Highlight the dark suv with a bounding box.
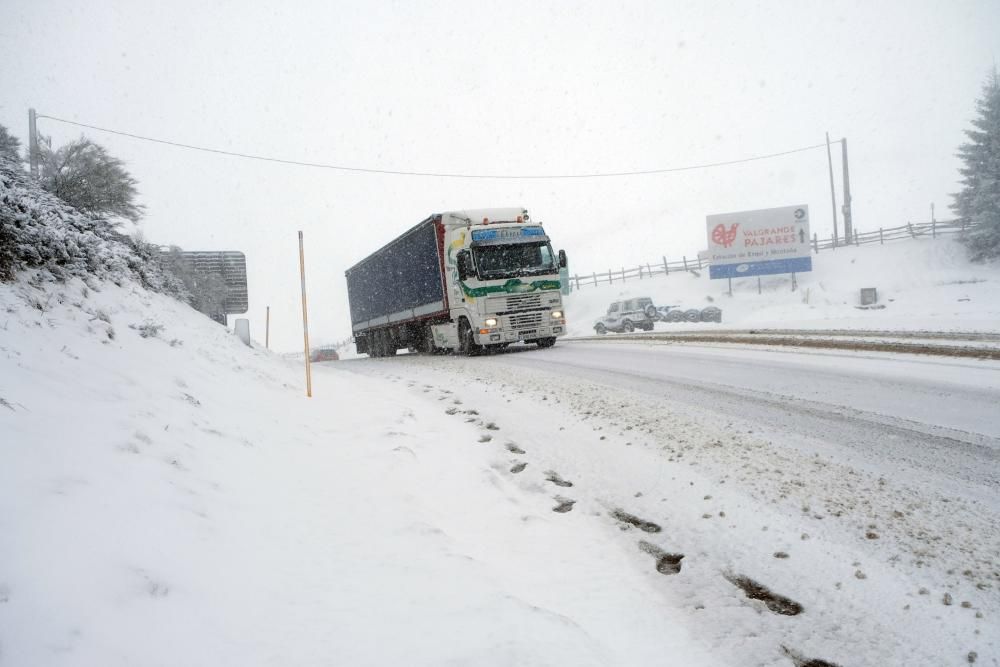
[593,297,658,334]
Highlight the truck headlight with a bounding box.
[551,310,563,319]
[484,317,498,327]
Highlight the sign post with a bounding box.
[706,205,813,287]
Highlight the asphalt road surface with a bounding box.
[494,341,1000,489]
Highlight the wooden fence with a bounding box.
[567,218,975,290]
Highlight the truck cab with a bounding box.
[436,208,567,354]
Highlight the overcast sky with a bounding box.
[2,1,997,351]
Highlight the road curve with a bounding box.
[495,341,1000,488]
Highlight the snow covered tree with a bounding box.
[1,154,185,295]
[0,124,21,162]
[952,69,1000,261]
[38,136,145,224]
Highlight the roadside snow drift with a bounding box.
[0,275,719,666]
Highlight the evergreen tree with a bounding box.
[38,135,145,223]
[952,69,1000,261]
[0,124,21,162]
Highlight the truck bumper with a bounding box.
[475,324,565,345]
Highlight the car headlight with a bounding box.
[484,317,498,327]
[551,310,563,319]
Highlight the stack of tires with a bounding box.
[663,306,722,323]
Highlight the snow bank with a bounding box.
[565,236,1000,335]
[0,276,714,666]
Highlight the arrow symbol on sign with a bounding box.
[799,229,805,243]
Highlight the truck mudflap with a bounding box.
[431,322,460,350]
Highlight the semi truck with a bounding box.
[346,208,568,357]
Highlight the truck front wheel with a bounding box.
[458,319,481,356]
[536,337,556,348]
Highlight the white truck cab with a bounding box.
[432,208,567,354]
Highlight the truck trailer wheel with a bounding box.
[370,330,384,357]
[420,326,437,355]
[383,329,398,356]
[372,329,396,357]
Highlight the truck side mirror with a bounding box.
[457,250,473,280]
[558,249,567,268]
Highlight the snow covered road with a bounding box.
[487,342,1000,494]
[341,341,1000,666]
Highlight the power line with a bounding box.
[36,112,839,180]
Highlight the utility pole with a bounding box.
[841,137,853,245]
[28,108,39,178]
[825,132,839,247]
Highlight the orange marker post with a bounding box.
[298,231,312,398]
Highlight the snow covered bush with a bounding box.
[952,69,1000,261]
[0,204,15,281]
[0,154,187,298]
[0,124,21,162]
[129,321,165,338]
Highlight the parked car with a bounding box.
[309,346,340,362]
[593,297,659,334]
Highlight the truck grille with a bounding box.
[505,294,541,311]
[508,311,544,329]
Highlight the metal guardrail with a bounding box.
[568,218,977,290]
[566,329,1000,360]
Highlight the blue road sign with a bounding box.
[709,256,813,279]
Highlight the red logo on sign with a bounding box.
[711,223,739,248]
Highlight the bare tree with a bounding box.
[38,136,145,223]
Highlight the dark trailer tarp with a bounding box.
[345,217,446,331]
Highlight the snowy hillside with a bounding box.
[565,236,1000,336]
[0,275,732,665]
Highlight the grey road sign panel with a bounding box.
[168,250,248,314]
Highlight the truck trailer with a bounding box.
[346,208,567,357]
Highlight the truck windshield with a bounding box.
[474,242,556,280]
